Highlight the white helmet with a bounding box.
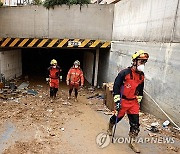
[74,60,80,66]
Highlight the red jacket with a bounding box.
[113,67,144,99]
[66,67,84,86]
[48,66,61,79]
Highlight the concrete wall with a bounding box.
[174,0,180,41]
[113,0,179,42]
[83,51,94,84]
[110,41,180,125]
[0,4,114,40]
[0,49,22,79]
[97,49,110,86]
[108,0,180,126]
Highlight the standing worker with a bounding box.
[107,50,149,153]
[46,59,62,103]
[66,60,84,102]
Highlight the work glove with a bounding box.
[114,95,121,111]
[60,76,62,81]
[115,102,121,111]
[46,78,49,82]
[66,80,69,86]
[136,96,143,103]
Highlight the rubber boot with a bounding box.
[54,88,58,99]
[107,122,114,136]
[50,97,53,103]
[68,89,73,100]
[50,87,54,103]
[74,97,78,102]
[68,95,71,100]
[129,133,140,153]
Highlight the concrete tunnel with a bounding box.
[0,38,111,86]
[0,47,110,87]
[22,47,110,86]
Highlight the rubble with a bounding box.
[62,102,72,106]
[0,78,179,153]
[167,146,179,152]
[86,93,99,99]
[86,93,104,100]
[60,127,65,131]
[163,120,170,128]
[87,101,93,105]
[103,111,113,115]
[96,109,104,111]
[27,89,38,96]
[148,132,158,137]
[37,85,43,88]
[17,82,29,90]
[88,87,95,91]
[146,125,159,133]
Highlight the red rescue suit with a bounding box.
[48,66,61,88]
[66,67,84,89]
[113,67,144,118]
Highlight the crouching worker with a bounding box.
[66,60,84,102]
[107,50,149,153]
[46,59,62,103]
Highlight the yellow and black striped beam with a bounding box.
[0,38,111,48]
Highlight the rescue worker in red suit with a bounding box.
[46,59,62,102]
[107,50,149,153]
[66,60,84,102]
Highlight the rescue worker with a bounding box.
[107,50,149,153]
[66,60,84,102]
[46,59,62,103]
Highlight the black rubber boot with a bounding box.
[107,121,114,136]
[129,132,140,153]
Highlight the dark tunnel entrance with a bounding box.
[21,47,110,86]
[22,48,85,81]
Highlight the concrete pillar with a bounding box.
[94,48,99,86]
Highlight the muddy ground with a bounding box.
[0,78,179,154]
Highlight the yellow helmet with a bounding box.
[50,59,57,65]
[132,50,149,61]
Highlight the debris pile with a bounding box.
[84,87,113,115]
[0,82,20,99]
[138,112,180,141]
[0,77,39,100]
